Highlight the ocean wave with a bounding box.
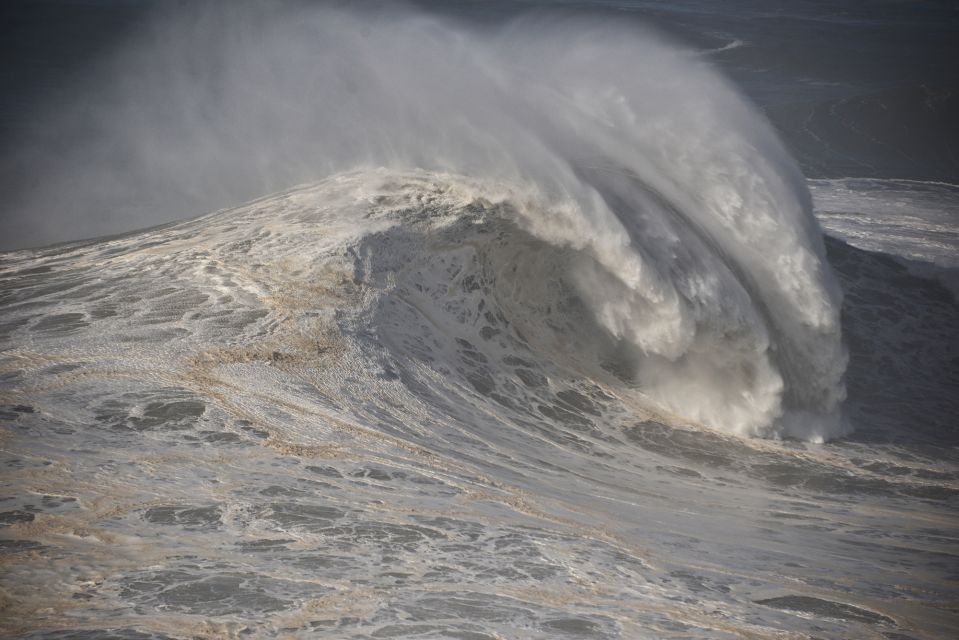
[2,3,847,439]
[811,177,959,298]
[330,168,846,440]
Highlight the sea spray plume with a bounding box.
[0,1,848,440]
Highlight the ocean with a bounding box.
[0,1,957,638]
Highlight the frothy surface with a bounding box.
[1,173,956,638]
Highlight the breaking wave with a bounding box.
[6,2,848,439]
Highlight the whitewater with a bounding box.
[1,3,956,639]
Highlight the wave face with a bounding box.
[5,3,846,439]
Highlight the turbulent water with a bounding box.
[1,2,958,639]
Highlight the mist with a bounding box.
[1,0,592,250]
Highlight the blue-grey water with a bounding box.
[1,2,957,639]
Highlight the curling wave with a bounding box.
[304,166,847,441]
[5,3,848,439]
